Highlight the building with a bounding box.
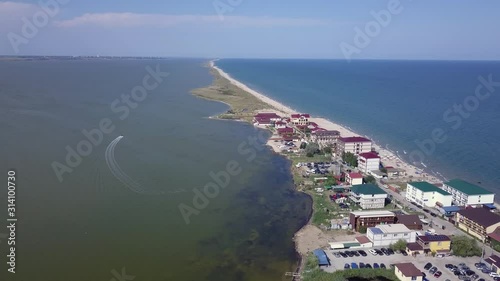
[442,179,495,206]
[310,130,340,146]
[336,136,372,156]
[346,172,363,186]
[367,224,416,246]
[406,242,424,256]
[349,210,396,232]
[277,127,294,138]
[274,121,287,129]
[395,214,423,230]
[416,235,451,254]
[485,255,500,274]
[406,182,453,208]
[253,113,281,125]
[355,235,373,248]
[350,184,388,209]
[455,208,500,242]
[312,249,331,267]
[290,113,310,126]
[394,263,424,281]
[357,152,380,173]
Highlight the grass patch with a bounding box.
[289,154,332,165]
[191,67,273,122]
[303,254,399,281]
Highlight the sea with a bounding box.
[216,59,500,195]
[0,58,311,281]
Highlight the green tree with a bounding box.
[451,235,482,257]
[364,175,376,184]
[358,226,367,234]
[300,142,307,149]
[305,143,320,157]
[342,152,358,167]
[390,239,408,251]
[323,146,332,154]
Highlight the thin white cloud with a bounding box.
[0,1,38,20]
[54,13,331,28]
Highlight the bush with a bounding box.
[364,175,376,184]
[342,152,358,167]
[451,235,482,257]
[323,146,332,154]
[389,239,407,252]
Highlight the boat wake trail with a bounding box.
[105,136,163,195]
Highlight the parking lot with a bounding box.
[324,248,495,281]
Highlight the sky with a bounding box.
[0,0,499,60]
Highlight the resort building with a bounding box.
[350,184,388,209]
[357,152,381,173]
[345,172,363,186]
[395,214,423,230]
[366,224,416,246]
[277,127,294,138]
[455,208,500,242]
[394,263,424,281]
[349,210,396,232]
[442,179,495,206]
[416,235,451,255]
[485,255,500,275]
[274,121,287,129]
[406,182,453,208]
[336,136,372,156]
[310,130,340,146]
[290,113,310,126]
[253,112,281,125]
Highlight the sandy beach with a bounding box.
[211,60,442,184]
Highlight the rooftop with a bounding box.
[407,242,424,251]
[291,113,310,118]
[355,235,371,244]
[358,152,380,159]
[418,235,451,242]
[489,226,500,242]
[339,136,372,143]
[485,255,500,268]
[457,208,500,227]
[444,179,493,195]
[396,214,422,227]
[376,223,412,234]
[312,130,340,136]
[351,210,395,217]
[395,263,424,277]
[254,112,281,118]
[409,182,451,196]
[351,184,387,195]
[348,172,364,179]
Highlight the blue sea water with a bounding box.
[216,59,500,194]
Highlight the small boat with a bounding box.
[403,150,407,154]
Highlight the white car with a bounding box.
[489,272,500,277]
[368,249,378,256]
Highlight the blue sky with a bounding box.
[0,0,499,59]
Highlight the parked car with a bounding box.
[380,263,386,269]
[445,264,454,269]
[365,263,372,269]
[373,263,380,269]
[333,252,341,258]
[368,249,377,256]
[493,277,500,281]
[352,251,360,257]
[478,278,485,281]
[474,263,486,268]
[344,263,350,269]
[481,268,491,274]
[339,252,347,258]
[434,271,442,278]
[387,248,395,255]
[470,274,479,280]
[351,263,358,269]
[401,250,408,256]
[424,263,433,270]
[359,262,365,268]
[346,251,354,257]
[465,270,475,276]
[489,272,500,277]
[430,267,438,274]
[375,249,384,256]
[358,250,367,257]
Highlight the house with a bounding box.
[406,182,453,208]
[366,224,416,246]
[291,113,310,126]
[442,179,495,206]
[349,210,396,232]
[274,121,287,129]
[357,152,380,173]
[336,136,372,156]
[455,208,500,242]
[485,255,500,274]
[310,130,340,146]
[406,242,424,256]
[277,127,294,138]
[346,172,363,186]
[394,263,424,281]
[350,184,388,209]
[395,214,423,230]
[416,235,451,255]
[253,113,281,125]
[355,235,373,248]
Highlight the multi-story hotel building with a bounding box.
[336,136,372,156]
[455,208,500,242]
[406,181,453,208]
[442,179,495,206]
[349,210,395,231]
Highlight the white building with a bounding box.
[442,179,495,207]
[346,172,363,186]
[290,113,310,126]
[367,224,417,246]
[406,182,453,208]
[358,152,381,173]
[350,184,388,209]
[337,136,372,156]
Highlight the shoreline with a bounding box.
[192,59,448,277]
